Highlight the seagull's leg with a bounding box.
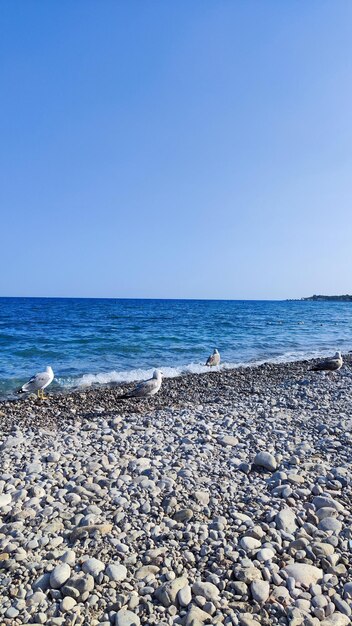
[37,389,41,399]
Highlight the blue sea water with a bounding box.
[0,297,351,398]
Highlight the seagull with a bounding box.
[309,352,343,373]
[17,366,54,399]
[205,348,220,367]
[119,369,163,399]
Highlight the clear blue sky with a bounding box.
[1,1,351,299]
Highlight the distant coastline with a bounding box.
[300,294,352,302]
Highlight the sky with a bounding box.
[0,1,351,300]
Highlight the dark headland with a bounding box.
[300,294,352,301]
[287,295,352,301]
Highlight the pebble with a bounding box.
[82,557,105,577]
[0,493,12,507]
[155,576,188,607]
[178,584,192,607]
[240,536,261,551]
[134,565,159,580]
[283,563,323,586]
[105,563,128,582]
[251,579,270,603]
[185,605,210,625]
[318,517,342,533]
[239,614,261,626]
[234,565,262,583]
[312,496,341,510]
[115,609,141,626]
[316,506,338,520]
[218,435,239,446]
[333,595,351,617]
[192,581,220,602]
[320,615,351,626]
[275,508,297,533]
[194,490,210,505]
[253,451,277,471]
[174,508,194,522]
[60,596,77,612]
[256,548,275,561]
[49,563,71,589]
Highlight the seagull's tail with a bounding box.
[17,388,25,394]
[116,393,132,401]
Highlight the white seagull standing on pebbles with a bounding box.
[17,366,54,399]
[310,351,343,373]
[205,348,220,367]
[119,369,163,399]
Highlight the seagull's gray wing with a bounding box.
[22,372,51,392]
[130,377,158,397]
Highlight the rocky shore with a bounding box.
[1,357,352,626]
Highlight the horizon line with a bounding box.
[0,295,306,302]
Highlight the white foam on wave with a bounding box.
[64,362,221,388]
[57,345,350,390]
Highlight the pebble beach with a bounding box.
[1,357,352,626]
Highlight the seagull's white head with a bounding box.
[335,351,342,359]
[46,366,54,375]
[214,348,219,354]
[153,369,163,379]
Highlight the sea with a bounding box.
[0,297,351,398]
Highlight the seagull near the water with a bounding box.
[205,348,220,367]
[119,369,163,399]
[17,366,54,399]
[309,352,343,373]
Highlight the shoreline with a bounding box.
[0,355,338,417]
[0,355,351,625]
[2,352,351,408]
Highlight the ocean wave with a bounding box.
[59,363,220,388]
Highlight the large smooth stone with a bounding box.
[0,494,12,508]
[82,558,105,577]
[50,563,71,589]
[155,576,188,607]
[320,614,351,626]
[251,580,270,603]
[115,609,140,626]
[253,451,277,471]
[318,517,342,533]
[106,563,127,582]
[283,563,323,587]
[275,508,297,534]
